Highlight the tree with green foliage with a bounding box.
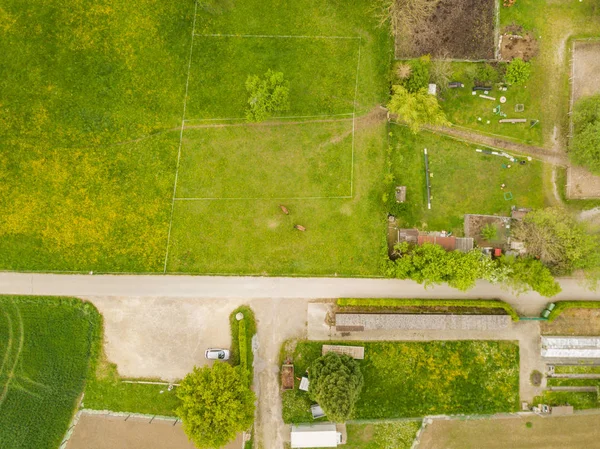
[176,363,255,449]
[403,56,430,93]
[309,352,363,422]
[570,94,600,173]
[387,85,450,133]
[505,58,531,85]
[512,207,599,275]
[481,223,497,241]
[245,69,290,122]
[501,256,561,297]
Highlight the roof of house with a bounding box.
[291,423,339,448]
[418,235,456,251]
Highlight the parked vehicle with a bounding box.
[205,349,230,360]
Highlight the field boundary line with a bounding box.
[0,310,13,378]
[0,301,23,409]
[163,0,199,273]
[174,196,352,201]
[351,37,362,197]
[184,112,355,123]
[194,33,360,40]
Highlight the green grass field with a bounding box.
[344,422,421,449]
[177,121,354,198]
[0,296,101,449]
[389,124,545,234]
[282,340,520,423]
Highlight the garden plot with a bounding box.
[572,41,600,102]
[185,36,360,119]
[176,121,353,199]
[395,0,496,60]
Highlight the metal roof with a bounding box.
[541,336,600,358]
[291,423,339,448]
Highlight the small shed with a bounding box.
[395,186,406,203]
[311,404,325,419]
[322,345,365,360]
[290,423,344,448]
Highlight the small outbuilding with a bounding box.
[290,423,345,448]
[395,186,406,203]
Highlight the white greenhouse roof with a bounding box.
[541,336,600,358]
[291,423,340,448]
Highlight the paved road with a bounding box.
[1,273,599,315]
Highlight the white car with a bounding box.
[205,349,230,360]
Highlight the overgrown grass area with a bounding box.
[0,0,193,272]
[344,422,422,449]
[282,340,520,423]
[547,301,600,322]
[177,121,353,198]
[337,298,520,321]
[0,296,101,449]
[555,365,600,374]
[439,63,542,145]
[388,124,545,234]
[167,123,388,275]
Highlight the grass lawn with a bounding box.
[0,296,101,449]
[439,63,542,145]
[343,422,422,449]
[186,37,360,119]
[282,340,520,422]
[499,0,600,147]
[388,124,545,234]
[418,414,600,449]
[167,122,387,275]
[177,121,353,198]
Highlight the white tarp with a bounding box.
[541,336,600,358]
[291,423,340,448]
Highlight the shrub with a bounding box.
[476,63,500,84]
[239,318,248,374]
[387,85,450,133]
[481,223,497,241]
[505,58,531,85]
[245,69,290,122]
[309,352,363,422]
[229,306,257,382]
[402,57,430,93]
[530,370,542,386]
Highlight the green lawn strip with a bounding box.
[534,391,599,410]
[336,298,520,321]
[282,340,520,423]
[342,422,422,449]
[547,378,600,387]
[547,301,600,322]
[554,365,600,375]
[187,37,359,119]
[229,306,257,382]
[177,121,353,198]
[0,296,101,449]
[167,122,387,275]
[439,62,542,145]
[388,124,544,234]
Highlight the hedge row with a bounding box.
[337,298,520,322]
[547,301,600,322]
[239,318,248,373]
[229,306,257,382]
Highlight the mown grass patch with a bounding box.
[177,121,353,199]
[282,340,520,423]
[0,296,101,449]
[388,124,545,234]
[337,298,520,321]
[344,422,421,449]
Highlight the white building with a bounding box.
[290,423,345,448]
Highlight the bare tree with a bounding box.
[430,52,452,89]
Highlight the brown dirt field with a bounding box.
[567,165,600,199]
[66,413,243,449]
[541,308,600,336]
[396,0,496,60]
[500,32,539,61]
[573,41,600,102]
[464,214,510,248]
[418,414,600,449]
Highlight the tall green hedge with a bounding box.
[337,298,520,321]
[229,306,256,382]
[547,301,600,322]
